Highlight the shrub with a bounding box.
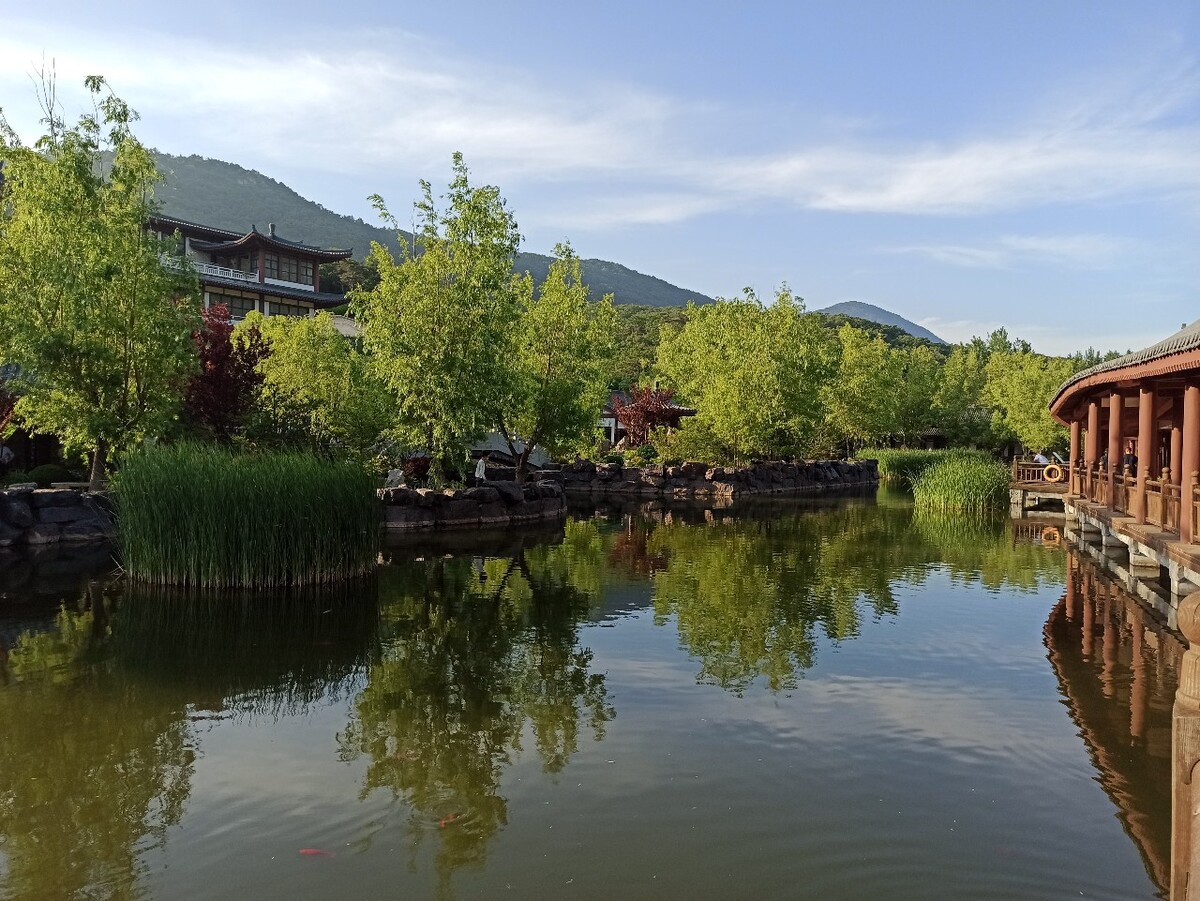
[627,442,657,465]
[114,443,379,589]
[27,463,78,487]
[1,469,29,486]
[911,456,1011,514]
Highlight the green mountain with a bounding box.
[814,301,946,344]
[149,152,714,308]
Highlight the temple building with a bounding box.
[1050,319,1200,594]
[148,216,352,319]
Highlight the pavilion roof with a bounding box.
[1051,317,1200,412]
[148,215,353,261]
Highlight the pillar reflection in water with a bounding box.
[1046,550,1183,897]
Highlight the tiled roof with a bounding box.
[149,215,352,260]
[1052,318,1200,406]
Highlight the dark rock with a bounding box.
[60,519,113,542]
[1,484,35,497]
[30,488,82,508]
[462,486,501,504]
[534,480,563,499]
[36,505,95,525]
[477,502,508,523]
[0,520,21,546]
[0,498,34,529]
[380,487,420,506]
[443,499,480,521]
[681,461,707,479]
[490,481,525,505]
[384,507,438,528]
[414,489,442,508]
[25,523,62,544]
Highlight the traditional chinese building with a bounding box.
[148,216,353,318]
[1050,319,1200,593]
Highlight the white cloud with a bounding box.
[886,233,1136,270]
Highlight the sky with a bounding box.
[0,0,1197,355]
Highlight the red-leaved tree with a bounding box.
[183,304,269,440]
[610,386,678,447]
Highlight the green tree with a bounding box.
[983,349,1078,451]
[893,344,942,446]
[353,153,523,481]
[822,324,900,450]
[237,311,394,460]
[933,345,991,447]
[0,76,200,485]
[655,287,836,463]
[495,243,615,480]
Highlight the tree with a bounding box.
[0,75,200,486]
[821,324,901,450]
[983,349,1078,451]
[656,288,837,463]
[182,303,268,441]
[892,344,942,446]
[353,153,523,481]
[933,345,991,446]
[238,311,395,460]
[611,385,679,448]
[494,243,615,480]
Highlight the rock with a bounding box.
[37,505,96,524]
[0,498,34,529]
[535,480,563,499]
[30,489,81,508]
[25,523,62,544]
[461,486,501,504]
[414,489,443,508]
[477,502,508,523]
[443,499,480,521]
[490,481,525,505]
[0,520,21,546]
[1,484,35,497]
[383,506,438,529]
[383,468,406,488]
[681,461,708,479]
[60,519,112,542]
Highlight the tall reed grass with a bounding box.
[911,456,1011,514]
[858,448,989,485]
[114,444,379,589]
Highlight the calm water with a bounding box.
[0,491,1178,900]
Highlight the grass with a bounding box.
[114,443,379,589]
[858,448,989,486]
[911,456,1011,514]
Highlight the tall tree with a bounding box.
[821,324,901,450]
[353,153,523,482]
[656,288,836,463]
[182,303,268,441]
[0,75,200,485]
[494,243,615,481]
[983,349,1078,451]
[933,344,991,446]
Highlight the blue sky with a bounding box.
[1,0,1196,354]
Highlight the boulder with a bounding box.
[535,480,563,499]
[681,461,708,479]
[384,506,438,529]
[477,502,509,524]
[443,499,480,521]
[1,484,35,497]
[461,486,501,504]
[36,505,96,525]
[25,523,62,544]
[60,519,114,542]
[380,487,421,506]
[0,498,34,529]
[413,489,442,508]
[490,481,526,505]
[30,489,81,508]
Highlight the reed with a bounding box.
[114,443,379,589]
[859,448,989,485]
[911,456,1011,514]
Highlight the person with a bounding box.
[1122,442,1137,474]
[1032,450,1049,464]
[0,442,13,478]
[474,454,488,485]
[1099,449,1109,471]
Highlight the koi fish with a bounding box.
[300,848,334,857]
[440,814,459,829]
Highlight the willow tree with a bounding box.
[353,153,523,482]
[0,76,200,486]
[655,287,836,463]
[495,243,615,481]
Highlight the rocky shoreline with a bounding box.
[0,486,116,547]
[379,480,566,530]
[559,459,878,498]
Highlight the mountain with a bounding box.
[814,301,946,344]
[149,153,714,308]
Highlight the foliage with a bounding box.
[911,456,1011,514]
[933,345,992,446]
[859,447,989,485]
[608,304,688,389]
[817,311,947,355]
[114,443,378,588]
[495,243,615,479]
[0,76,201,485]
[611,385,679,448]
[354,154,523,480]
[238,311,394,460]
[822,325,902,448]
[318,257,380,294]
[655,288,837,463]
[26,463,78,487]
[0,377,14,434]
[983,349,1079,450]
[182,303,268,440]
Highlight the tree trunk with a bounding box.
[89,436,108,490]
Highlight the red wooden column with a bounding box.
[1136,386,1155,523]
[1172,420,1184,486]
[1069,418,1082,495]
[1107,391,1122,510]
[1085,399,1101,499]
[1182,385,1200,543]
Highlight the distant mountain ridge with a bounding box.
[814,301,946,344]
[148,152,714,308]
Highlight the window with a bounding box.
[209,292,257,318]
[270,301,307,317]
[300,259,314,283]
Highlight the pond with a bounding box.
[0,490,1176,900]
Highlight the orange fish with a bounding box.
[300,848,334,857]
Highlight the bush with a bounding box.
[27,463,78,487]
[627,442,657,465]
[1,469,29,486]
[911,456,1011,514]
[114,443,379,589]
[858,448,989,486]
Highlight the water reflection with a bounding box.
[339,535,614,895]
[1044,551,1179,896]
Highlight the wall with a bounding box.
[560,459,878,499]
[380,480,566,530]
[0,486,116,547]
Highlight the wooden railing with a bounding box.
[1011,458,1066,484]
[1069,461,1200,538]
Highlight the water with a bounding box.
[0,492,1177,900]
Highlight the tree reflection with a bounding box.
[0,581,193,901]
[338,544,613,895]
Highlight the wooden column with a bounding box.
[1173,422,1184,486]
[1069,418,1082,495]
[1137,386,1155,523]
[1108,391,1123,510]
[1086,400,1100,465]
[1183,385,1200,544]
